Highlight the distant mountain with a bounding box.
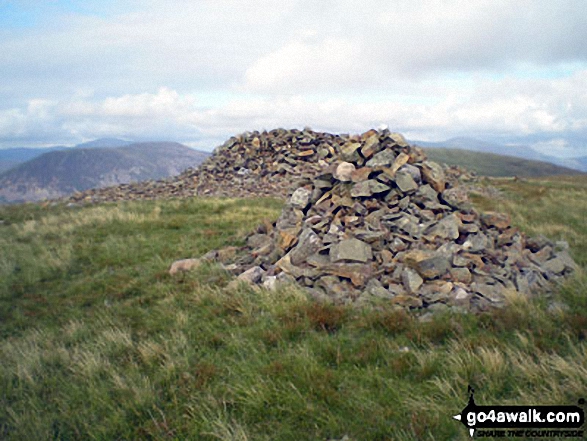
[423,148,584,177]
[74,138,132,149]
[0,138,132,173]
[0,146,68,173]
[413,137,587,172]
[0,142,210,203]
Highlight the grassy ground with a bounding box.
[0,178,586,440]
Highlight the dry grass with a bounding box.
[0,179,586,440]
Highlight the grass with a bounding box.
[0,178,586,440]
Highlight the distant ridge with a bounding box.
[74,138,132,149]
[413,137,587,172]
[0,146,68,173]
[0,138,131,173]
[0,142,210,203]
[422,147,584,177]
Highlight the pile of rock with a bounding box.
[67,167,201,203]
[67,128,349,203]
[207,129,577,313]
[67,128,478,204]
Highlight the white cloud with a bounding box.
[1,1,587,153]
[2,68,587,154]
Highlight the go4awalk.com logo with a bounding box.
[453,387,585,438]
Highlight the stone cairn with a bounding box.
[67,128,350,203]
[199,128,577,313]
[67,127,476,204]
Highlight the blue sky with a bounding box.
[1,0,586,157]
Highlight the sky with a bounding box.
[1,0,587,157]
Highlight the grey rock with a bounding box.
[402,268,423,293]
[471,282,505,304]
[366,149,396,167]
[238,266,264,284]
[350,180,372,197]
[394,170,419,193]
[290,187,312,210]
[330,238,373,263]
[463,233,490,252]
[413,256,451,279]
[169,258,202,275]
[542,256,566,274]
[399,164,422,184]
[247,233,270,249]
[421,161,446,192]
[334,162,356,182]
[450,267,472,284]
[425,214,461,240]
[289,228,323,266]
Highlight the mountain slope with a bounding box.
[0,139,130,173]
[74,138,132,149]
[0,146,68,173]
[422,147,584,177]
[414,137,587,172]
[0,142,209,203]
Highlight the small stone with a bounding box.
[394,170,418,193]
[450,267,472,284]
[386,152,409,176]
[340,142,362,161]
[425,214,461,240]
[365,279,395,299]
[369,180,391,194]
[392,294,423,308]
[350,181,372,197]
[525,235,552,252]
[463,233,490,252]
[542,256,566,274]
[323,263,373,287]
[334,162,356,182]
[351,167,372,182]
[399,164,422,184]
[481,212,511,229]
[290,187,312,209]
[169,258,202,275]
[278,229,299,250]
[421,161,446,192]
[289,228,323,266]
[238,266,264,284]
[276,254,319,278]
[554,250,579,272]
[360,134,381,158]
[402,268,423,293]
[366,149,396,167]
[389,132,409,147]
[330,238,373,263]
[471,283,505,304]
[247,233,270,249]
[413,256,451,279]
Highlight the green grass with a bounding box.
[1,180,586,440]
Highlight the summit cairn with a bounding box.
[212,128,577,313]
[68,128,347,203]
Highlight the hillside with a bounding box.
[0,139,131,173]
[0,176,585,439]
[0,146,68,173]
[415,137,587,173]
[0,142,209,203]
[423,147,584,177]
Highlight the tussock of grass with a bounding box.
[1,180,586,440]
